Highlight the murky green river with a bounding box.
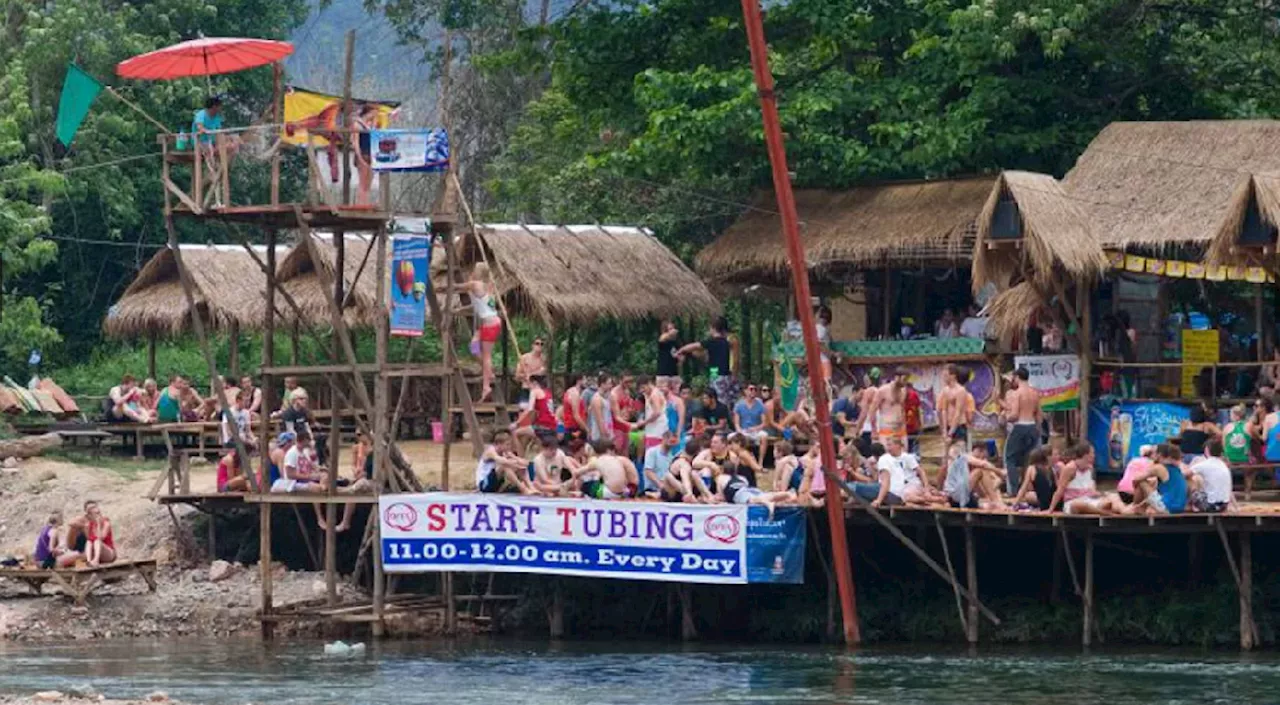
[1,638,1276,704]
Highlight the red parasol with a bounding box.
[116,37,293,80]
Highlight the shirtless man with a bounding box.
[872,367,911,444]
[1002,367,1043,494]
[514,338,547,406]
[851,368,882,453]
[532,435,577,496]
[571,438,639,499]
[937,365,976,448]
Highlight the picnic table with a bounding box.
[0,559,158,606]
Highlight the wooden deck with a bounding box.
[171,203,457,232]
[847,503,1280,533]
[0,559,158,606]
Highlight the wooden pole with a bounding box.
[566,326,575,382]
[739,0,860,644]
[270,62,282,206]
[549,580,565,638]
[1256,285,1265,362]
[679,584,697,640]
[1078,285,1092,439]
[441,225,458,635]
[372,223,389,638]
[742,297,753,382]
[290,323,300,364]
[1240,532,1254,650]
[259,502,273,640]
[964,525,978,644]
[229,321,240,379]
[501,319,510,402]
[883,269,892,337]
[147,330,157,381]
[1082,531,1094,647]
[261,229,277,491]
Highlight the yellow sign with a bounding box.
[1105,251,1274,283]
[1181,329,1219,398]
[281,87,398,148]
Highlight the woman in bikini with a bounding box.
[464,263,503,401]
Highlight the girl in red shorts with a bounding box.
[465,263,503,401]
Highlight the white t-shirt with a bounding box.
[959,316,989,339]
[877,452,919,497]
[1192,456,1233,505]
[283,445,301,479]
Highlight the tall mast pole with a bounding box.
[738,0,860,644]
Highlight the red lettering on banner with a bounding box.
[556,506,578,536]
[426,503,445,531]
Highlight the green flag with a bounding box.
[55,64,103,146]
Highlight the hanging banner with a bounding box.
[281,87,398,147]
[1180,329,1219,397]
[1089,400,1190,472]
[746,506,805,584]
[369,128,450,172]
[390,234,431,337]
[1013,354,1080,411]
[380,494,752,584]
[1105,251,1273,283]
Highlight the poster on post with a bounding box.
[1180,329,1219,397]
[1013,354,1081,411]
[369,128,450,172]
[746,506,806,584]
[1088,400,1190,472]
[389,234,431,337]
[380,494,754,584]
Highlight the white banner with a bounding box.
[379,493,748,584]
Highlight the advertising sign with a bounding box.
[380,494,750,584]
[390,234,431,337]
[1013,354,1080,411]
[1088,400,1190,472]
[369,128,450,172]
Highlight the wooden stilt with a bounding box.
[1188,533,1202,588]
[933,517,968,639]
[1078,285,1092,439]
[325,227,344,606]
[548,580,565,638]
[1082,532,1094,648]
[1240,532,1255,651]
[290,322,300,364]
[964,525,979,644]
[259,502,274,640]
[260,228,276,491]
[1050,534,1063,604]
[372,224,389,638]
[678,584,697,640]
[207,510,217,560]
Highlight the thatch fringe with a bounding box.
[1205,176,1280,266]
[104,245,287,339]
[973,171,1107,295]
[275,232,385,330]
[983,281,1046,343]
[695,177,996,283]
[460,224,721,328]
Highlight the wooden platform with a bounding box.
[156,492,248,507]
[845,503,1280,533]
[244,492,378,504]
[0,559,158,606]
[171,203,457,232]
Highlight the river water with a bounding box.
[1,638,1277,704]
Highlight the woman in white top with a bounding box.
[464,263,503,401]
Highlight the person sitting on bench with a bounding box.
[67,501,115,567]
[33,511,71,569]
[106,374,152,423]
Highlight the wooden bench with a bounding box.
[0,559,158,606]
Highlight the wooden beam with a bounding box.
[147,330,157,380]
[372,223,389,638]
[259,502,273,640]
[933,516,968,640]
[1241,532,1255,650]
[228,320,240,379]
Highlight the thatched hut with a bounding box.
[695,176,996,286]
[105,244,283,339]
[972,171,1107,340]
[1064,120,1280,255]
[457,224,721,328]
[276,232,380,329]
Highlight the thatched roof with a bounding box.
[458,224,721,328]
[973,171,1107,294]
[695,176,996,284]
[984,281,1046,342]
[104,244,285,338]
[276,232,382,329]
[1063,121,1280,252]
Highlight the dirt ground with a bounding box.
[0,439,472,642]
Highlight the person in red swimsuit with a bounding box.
[80,501,116,566]
[514,375,557,454]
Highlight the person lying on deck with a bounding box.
[67,501,116,567]
[941,440,1006,510]
[476,431,536,494]
[570,438,639,500]
[1128,443,1190,515]
[709,460,798,517]
[1048,442,1127,515]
